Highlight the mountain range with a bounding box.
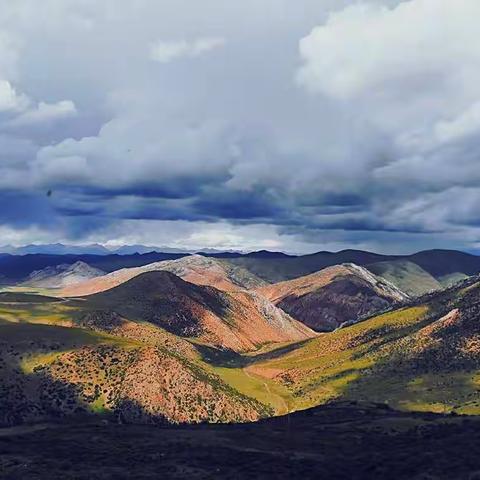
[1,247,480,429]
[0,243,241,256]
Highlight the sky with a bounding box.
[1,0,480,254]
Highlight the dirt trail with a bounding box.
[244,369,289,415]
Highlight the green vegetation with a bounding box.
[248,306,432,410]
[367,260,441,296]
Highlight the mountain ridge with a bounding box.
[258,263,409,331]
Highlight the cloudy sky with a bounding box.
[0,0,479,253]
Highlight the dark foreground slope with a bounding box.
[2,402,480,480]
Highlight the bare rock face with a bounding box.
[258,264,409,331]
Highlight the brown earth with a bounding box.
[81,271,316,352]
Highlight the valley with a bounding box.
[1,249,480,428]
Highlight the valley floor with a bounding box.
[1,402,480,480]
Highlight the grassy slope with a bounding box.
[247,306,431,410]
[366,260,441,296]
[248,278,480,414]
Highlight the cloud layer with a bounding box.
[150,37,225,63]
[0,0,479,253]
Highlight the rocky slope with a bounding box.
[258,263,408,331]
[23,261,105,289]
[59,255,266,297]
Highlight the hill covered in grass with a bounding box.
[246,275,480,414]
[366,260,441,296]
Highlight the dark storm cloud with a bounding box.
[0,191,57,228]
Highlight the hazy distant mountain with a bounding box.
[0,247,479,295]
[23,261,105,289]
[0,243,243,256]
[111,245,191,255]
[0,252,189,283]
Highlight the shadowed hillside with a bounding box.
[2,402,480,479]
[0,318,271,427]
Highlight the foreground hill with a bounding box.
[82,271,315,352]
[2,402,480,479]
[258,263,408,331]
[60,255,266,297]
[22,261,105,289]
[0,321,269,426]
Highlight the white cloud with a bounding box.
[297,0,480,101]
[0,80,29,112]
[9,99,77,126]
[150,36,225,63]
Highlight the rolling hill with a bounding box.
[219,249,480,290]
[1,254,480,428]
[0,321,269,426]
[258,263,408,331]
[366,260,441,296]
[1,248,479,298]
